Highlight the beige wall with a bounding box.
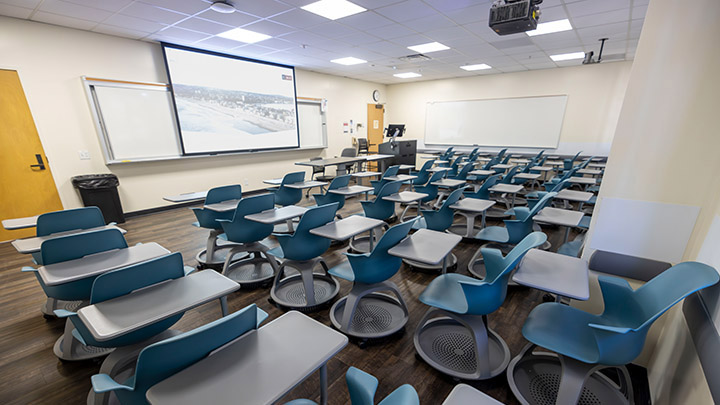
[385,61,632,156]
[1,16,385,212]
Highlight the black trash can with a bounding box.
[71,174,125,224]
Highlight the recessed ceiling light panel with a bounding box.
[302,0,366,20]
[526,19,573,36]
[550,51,585,61]
[394,72,422,79]
[331,57,367,65]
[217,28,271,44]
[461,63,492,71]
[407,42,449,54]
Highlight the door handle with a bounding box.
[30,154,46,170]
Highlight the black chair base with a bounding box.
[270,258,340,312]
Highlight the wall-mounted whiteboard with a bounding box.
[83,77,326,164]
[424,95,568,148]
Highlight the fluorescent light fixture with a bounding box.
[550,51,585,61]
[217,27,271,44]
[461,63,492,71]
[526,19,573,36]
[331,57,367,65]
[394,72,422,79]
[301,0,366,20]
[407,42,450,54]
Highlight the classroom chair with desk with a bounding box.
[91,304,268,405]
[313,175,352,213]
[370,165,400,195]
[217,194,281,288]
[508,261,719,405]
[349,181,403,253]
[29,206,109,265]
[409,159,435,185]
[328,220,415,344]
[414,232,547,380]
[401,171,446,220]
[190,185,243,269]
[269,203,340,311]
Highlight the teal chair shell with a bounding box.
[497,148,507,159]
[36,206,107,236]
[412,171,446,203]
[56,253,188,348]
[522,261,719,366]
[272,203,339,261]
[464,174,501,200]
[371,165,400,194]
[420,232,547,316]
[450,161,474,181]
[91,304,269,405]
[468,147,480,160]
[218,194,275,244]
[22,229,128,302]
[500,166,520,184]
[313,175,351,210]
[439,147,454,161]
[419,188,464,231]
[330,220,414,285]
[347,367,420,405]
[476,192,556,244]
[271,172,305,206]
[361,181,403,220]
[410,159,434,185]
[499,155,511,165]
[563,151,583,171]
[190,185,242,230]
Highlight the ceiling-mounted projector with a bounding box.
[489,0,543,36]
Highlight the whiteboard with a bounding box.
[424,95,568,148]
[83,77,327,164]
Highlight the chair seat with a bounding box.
[378,384,420,405]
[475,226,510,243]
[522,303,604,364]
[267,246,284,259]
[578,216,592,229]
[557,240,584,257]
[327,261,355,282]
[411,217,427,230]
[419,273,474,314]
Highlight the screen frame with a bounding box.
[161,42,301,156]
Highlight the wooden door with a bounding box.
[0,69,63,241]
[366,104,384,170]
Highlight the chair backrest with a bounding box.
[381,165,400,179]
[276,203,339,261]
[412,159,435,185]
[468,147,479,160]
[500,155,511,164]
[36,207,106,236]
[347,220,415,284]
[205,185,242,205]
[500,166,520,184]
[220,194,276,244]
[497,148,507,158]
[357,138,369,153]
[327,174,352,191]
[465,174,501,200]
[504,192,556,244]
[549,179,571,192]
[40,228,128,266]
[346,366,420,405]
[453,161,474,180]
[274,172,305,206]
[281,171,305,186]
[362,181,402,220]
[341,148,357,157]
[563,151,583,170]
[422,188,464,231]
[313,175,350,209]
[414,171,445,202]
[534,150,545,160]
[589,250,671,282]
[118,304,268,404]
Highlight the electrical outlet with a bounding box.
[244,178,249,186]
[78,150,90,160]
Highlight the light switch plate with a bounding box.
[78,150,90,160]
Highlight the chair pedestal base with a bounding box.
[403,253,458,274]
[54,315,113,361]
[414,309,510,380]
[507,343,633,405]
[87,330,182,405]
[41,297,84,318]
[222,243,279,288]
[330,281,409,340]
[195,231,247,269]
[270,258,339,312]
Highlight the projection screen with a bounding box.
[162,43,300,155]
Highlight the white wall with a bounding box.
[386,61,632,157]
[1,16,384,212]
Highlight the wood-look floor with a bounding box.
[0,190,582,405]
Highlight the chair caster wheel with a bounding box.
[542,293,555,302]
[43,314,54,321]
[414,352,424,362]
[357,339,368,349]
[267,297,276,306]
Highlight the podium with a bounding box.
[377,139,416,172]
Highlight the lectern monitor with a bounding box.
[386,124,405,138]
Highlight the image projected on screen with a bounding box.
[162,44,299,154]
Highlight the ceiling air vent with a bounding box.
[399,54,432,62]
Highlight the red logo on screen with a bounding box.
[282,74,293,81]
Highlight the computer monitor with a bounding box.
[386,124,405,138]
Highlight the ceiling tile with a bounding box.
[497,65,528,73]
[402,14,456,31]
[351,0,407,10]
[104,13,167,33]
[369,23,415,40]
[337,31,382,45]
[140,0,210,15]
[566,0,631,18]
[37,0,113,22]
[92,24,151,40]
[252,37,296,51]
[175,17,231,35]
[0,3,33,18]
[338,10,395,29]
[196,9,259,26]
[576,21,628,41]
[524,61,556,70]
[0,0,42,7]
[269,8,326,29]
[375,0,436,23]
[423,0,487,13]
[631,4,648,20]
[389,33,433,47]
[31,11,97,30]
[120,2,188,25]
[62,0,132,13]
[539,6,568,21]
[307,21,360,37]
[233,0,292,18]
[194,35,250,51]
[571,9,629,29]
[442,4,491,25]
[243,19,296,36]
[424,26,471,42]
[156,26,211,42]
[365,40,410,56]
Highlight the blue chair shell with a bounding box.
[346,367,420,405]
[34,207,108,264]
[371,165,400,194]
[270,172,305,206]
[218,194,275,244]
[190,185,242,230]
[313,175,351,210]
[464,174,501,200]
[272,203,339,261]
[420,188,464,231]
[361,181,403,221]
[410,160,435,185]
[476,192,556,244]
[412,171,446,203]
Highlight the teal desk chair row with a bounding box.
[270,172,305,206]
[350,181,403,253]
[313,175,352,213]
[285,367,419,405]
[91,304,268,405]
[410,159,434,185]
[32,206,108,265]
[371,165,400,194]
[217,193,280,288]
[464,174,501,200]
[509,261,719,404]
[269,203,340,311]
[562,151,583,171]
[449,161,474,181]
[190,184,242,269]
[415,232,547,380]
[329,220,415,341]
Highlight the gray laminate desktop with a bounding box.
[449,198,496,237]
[204,199,242,212]
[162,191,208,203]
[285,180,328,190]
[263,178,284,186]
[513,249,590,301]
[351,171,381,178]
[568,177,597,185]
[11,224,127,254]
[431,178,466,188]
[491,164,514,172]
[328,185,373,196]
[2,215,39,230]
[469,169,495,177]
[533,207,585,244]
[384,174,418,182]
[38,242,170,286]
[588,163,606,169]
[77,270,239,342]
[310,216,385,245]
[442,384,504,404]
[488,184,523,208]
[555,190,593,204]
[295,157,365,168]
[382,191,428,204]
[513,173,541,181]
[576,169,602,177]
[145,311,348,405]
[388,229,461,273]
[429,167,452,173]
[244,206,308,224]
